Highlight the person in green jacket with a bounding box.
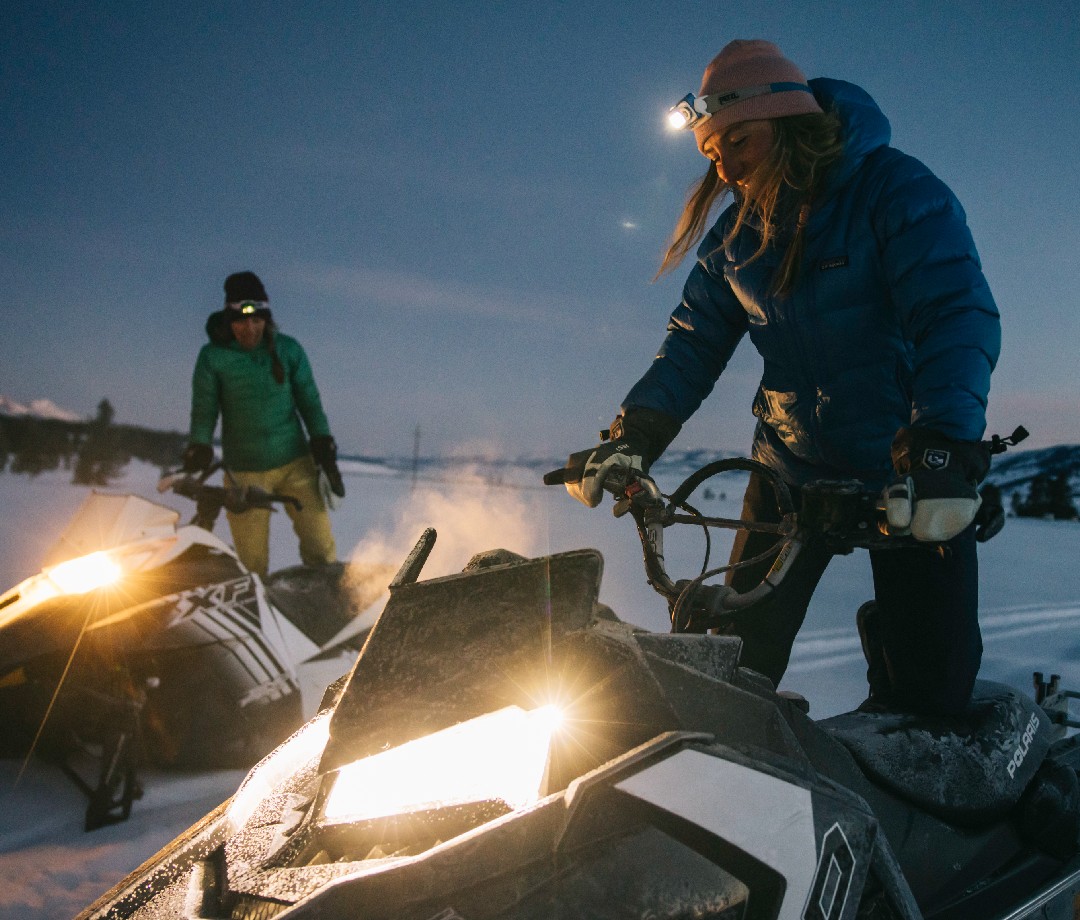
[181,271,345,577]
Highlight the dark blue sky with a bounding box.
[3,2,1077,458]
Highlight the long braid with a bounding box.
[265,327,286,384]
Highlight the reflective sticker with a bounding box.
[923,448,950,470]
[803,823,855,920]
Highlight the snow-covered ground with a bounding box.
[1,456,1079,919]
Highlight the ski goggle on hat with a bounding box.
[667,82,816,131]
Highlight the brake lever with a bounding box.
[609,470,663,518]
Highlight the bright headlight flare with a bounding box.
[322,704,563,827]
[45,551,123,595]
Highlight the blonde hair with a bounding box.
[657,111,844,295]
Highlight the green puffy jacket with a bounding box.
[189,312,332,472]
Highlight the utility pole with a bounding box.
[411,424,421,492]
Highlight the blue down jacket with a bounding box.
[622,78,1001,487]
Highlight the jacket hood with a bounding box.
[809,77,891,191]
[206,310,233,346]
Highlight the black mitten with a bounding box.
[885,427,991,541]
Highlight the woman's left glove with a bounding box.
[181,443,215,476]
[884,427,991,541]
[548,408,681,509]
[310,435,345,498]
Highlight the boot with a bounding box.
[856,601,895,712]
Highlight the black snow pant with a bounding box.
[720,471,983,716]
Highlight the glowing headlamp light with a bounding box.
[666,82,817,131]
[226,300,269,315]
[667,93,713,130]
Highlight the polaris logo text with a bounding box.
[1007,713,1041,779]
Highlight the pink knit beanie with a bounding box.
[693,40,822,153]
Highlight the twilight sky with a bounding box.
[2,2,1078,460]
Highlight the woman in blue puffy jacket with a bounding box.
[557,40,1001,716]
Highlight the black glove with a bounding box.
[884,427,991,541]
[310,435,345,498]
[181,443,214,476]
[550,408,681,509]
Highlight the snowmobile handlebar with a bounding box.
[613,427,1028,634]
[157,462,302,530]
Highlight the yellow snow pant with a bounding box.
[224,454,337,577]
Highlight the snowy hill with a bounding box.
[0,394,83,422]
[985,442,1080,491]
[347,441,1080,511]
[2,387,1076,501]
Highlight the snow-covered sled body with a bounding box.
[78,539,1080,918]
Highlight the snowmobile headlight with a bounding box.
[321,704,562,827]
[45,551,123,595]
[226,712,332,833]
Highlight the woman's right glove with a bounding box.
[547,407,681,508]
[884,427,991,541]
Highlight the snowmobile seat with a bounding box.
[820,680,1052,827]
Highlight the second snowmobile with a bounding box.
[0,465,389,829]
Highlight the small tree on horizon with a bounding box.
[73,398,125,486]
[1014,471,1079,520]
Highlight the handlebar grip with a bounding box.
[543,468,571,486]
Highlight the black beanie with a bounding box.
[224,271,268,303]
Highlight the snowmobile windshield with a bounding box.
[319,550,604,777]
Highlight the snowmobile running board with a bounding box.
[996,863,1080,919]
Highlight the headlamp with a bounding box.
[226,300,269,315]
[666,82,816,131]
[667,93,713,130]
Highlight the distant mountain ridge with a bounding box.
[3,392,1077,496]
[0,394,83,422]
[983,443,1080,491]
[339,443,1080,501]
